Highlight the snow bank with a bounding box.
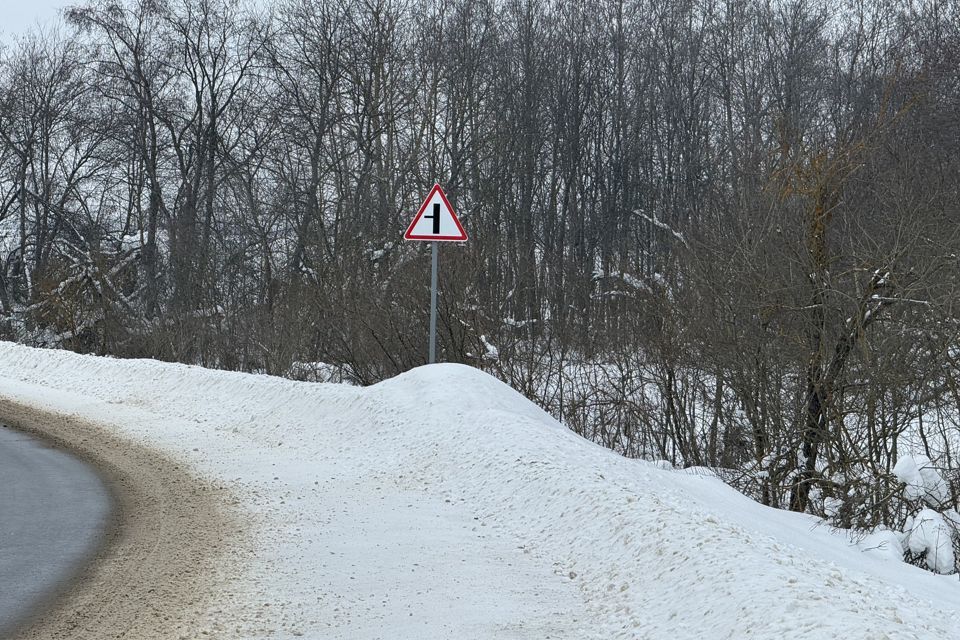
[857,529,905,563]
[1,342,959,639]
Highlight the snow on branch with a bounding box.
[634,210,689,249]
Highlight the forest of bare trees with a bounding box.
[4,0,960,563]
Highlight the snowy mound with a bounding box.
[0,343,958,639]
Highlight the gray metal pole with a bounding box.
[429,241,438,364]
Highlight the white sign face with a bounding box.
[404,184,468,242]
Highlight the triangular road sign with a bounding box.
[404,184,468,242]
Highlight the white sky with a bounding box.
[2,0,72,41]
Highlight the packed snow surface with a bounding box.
[0,342,959,638]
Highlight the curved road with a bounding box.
[0,424,112,635]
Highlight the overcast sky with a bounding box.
[2,0,71,41]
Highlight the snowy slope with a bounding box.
[0,341,958,639]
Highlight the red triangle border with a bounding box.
[403,184,468,242]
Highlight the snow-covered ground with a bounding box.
[0,341,958,639]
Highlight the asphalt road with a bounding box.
[0,424,112,635]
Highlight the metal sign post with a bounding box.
[403,184,468,365]
[429,241,438,364]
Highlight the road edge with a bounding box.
[0,395,249,639]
